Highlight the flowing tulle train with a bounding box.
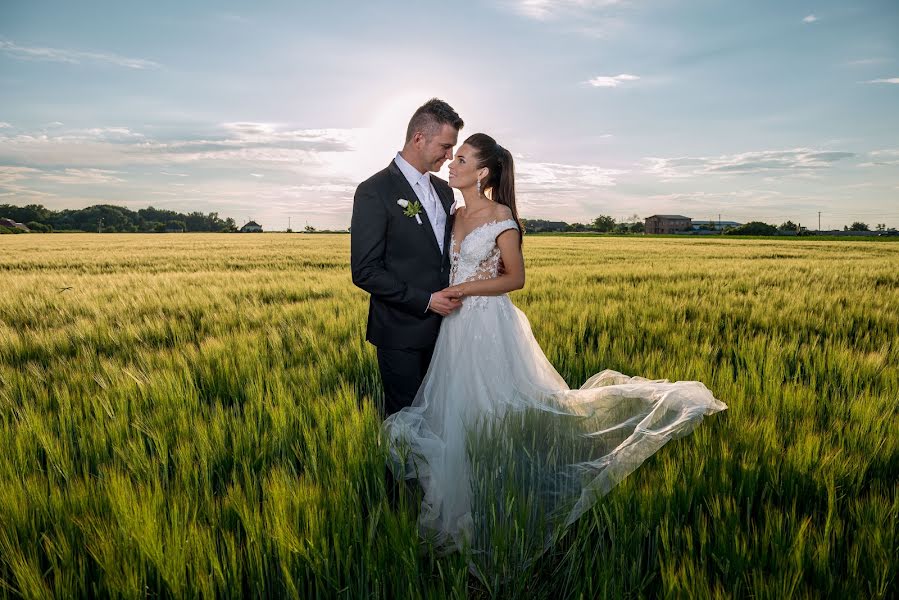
[383,293,727,578]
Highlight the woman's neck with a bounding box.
[460,186,492,213]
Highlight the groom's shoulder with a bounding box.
[355,165,393,196]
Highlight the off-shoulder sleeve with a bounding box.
[490,219,519,241]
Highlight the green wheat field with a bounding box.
[0,233,896,599]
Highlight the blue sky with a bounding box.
[1,0,897,230]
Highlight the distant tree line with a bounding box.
[522,215,644,234]
[0,204,238,233]
[724,220,894,235]
[520,216,894,236]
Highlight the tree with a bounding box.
[0,204,52,224]
[591,215,616,232]
[849,221,870,231]
[778,220,798,231]
[723,221,778,235]
[185,211,210,232]
[304,225,316,233]
[26,221,51,232]
[522,219,567,232]
[875,223,886,232]
[1,202,241,233]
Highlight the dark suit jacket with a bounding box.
[351,159,454,349]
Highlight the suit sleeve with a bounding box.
[351,183,432,314]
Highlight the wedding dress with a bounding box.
[382,219,727,577]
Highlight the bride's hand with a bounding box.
[443,284,467,299]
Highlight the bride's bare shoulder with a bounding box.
[492,203,514,221]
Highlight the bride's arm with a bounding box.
[445,229,525,298]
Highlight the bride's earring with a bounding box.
[476,178,481,196]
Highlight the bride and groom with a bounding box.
[350,98,726,574]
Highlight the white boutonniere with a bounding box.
[397,198,423,224]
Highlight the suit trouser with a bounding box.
[376,344,436,419]
[376,344,435,504]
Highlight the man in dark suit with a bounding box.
[351,98,464,418]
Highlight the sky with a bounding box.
[1,0,897,231]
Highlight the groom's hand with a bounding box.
[428,290,462,316]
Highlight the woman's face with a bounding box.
[448,144,486,190]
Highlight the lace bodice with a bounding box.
[450,219,519,286]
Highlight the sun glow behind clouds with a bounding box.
[327,90,461,183]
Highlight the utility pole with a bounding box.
[818,211,821,231]
[98,218,103,234]
[288,216,291,232]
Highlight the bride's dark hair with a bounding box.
[465,133,523,244]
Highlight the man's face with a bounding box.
[420,123,459,172]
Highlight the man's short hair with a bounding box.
[405,98,464,142]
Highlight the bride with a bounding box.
[382,133,727,578]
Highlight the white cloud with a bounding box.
[0,124,360,172]
[845,58,887,66]
[0,121,369,228]
[0,165,123,187]
[0,122,11,128]
[865,77,899,84]
[0,38,161,70]
[858,149,899,167]
[518,161,625,191]
[503,0,629,38]
[645,148,855,179]
[290,183,356,194]
[0,166,56,200]
[585,73,639,88]
[40,168,125,185]
[83,127,145,139]
[803,14,817,23]
[511,0,623,20]
[0,165,41,184]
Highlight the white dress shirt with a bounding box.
[394,152,446,253]
[394,152,447,313]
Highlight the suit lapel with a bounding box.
[387,160,442,256]
[387,160,440,254]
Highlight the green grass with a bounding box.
[0,233,896,598]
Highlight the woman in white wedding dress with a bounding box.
[382,133,727,578]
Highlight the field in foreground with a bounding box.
[0,233,896,599]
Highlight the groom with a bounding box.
[351,98,464,418]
